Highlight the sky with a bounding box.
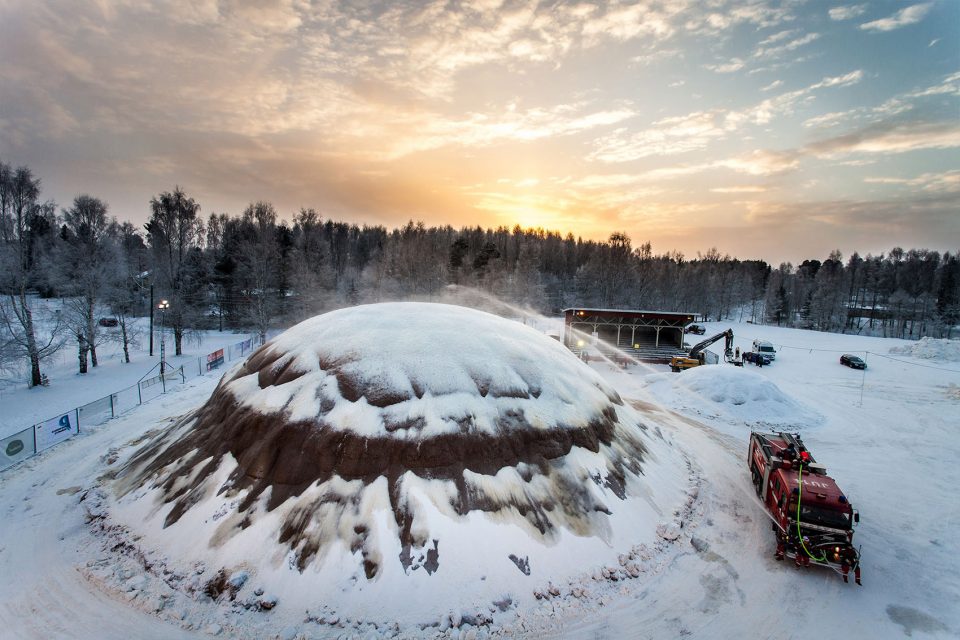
[0,0,958,265]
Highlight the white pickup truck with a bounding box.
[752,339,777,361]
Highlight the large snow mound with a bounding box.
[107,302,691,625]
[889,337,960,361]
[643,365,822,431]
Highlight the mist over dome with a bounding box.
[110,302,691,621]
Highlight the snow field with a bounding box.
[0,312,957,639]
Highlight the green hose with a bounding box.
[796,464,827,562]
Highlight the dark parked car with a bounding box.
[840,354,866,369]
[98,317,119,327]
[685,324,706,335]
[743,351,772,365]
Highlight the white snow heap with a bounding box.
[889,336,960,361]
[109,302,690,624]
[644,365,822,429]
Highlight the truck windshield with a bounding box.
[799,505,851,529]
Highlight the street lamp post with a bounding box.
[158,299,170,376]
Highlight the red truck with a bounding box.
[748,431,861,584]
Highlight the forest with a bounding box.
[2,160,958,385]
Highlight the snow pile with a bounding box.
[889,337,960,361]
[105,302,691,628]
[643,365,822,431]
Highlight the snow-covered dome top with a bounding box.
[228,301,625,440]
[112,303,690,624]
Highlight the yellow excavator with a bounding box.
[670,328,734,372]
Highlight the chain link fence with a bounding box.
[0,334,261,472]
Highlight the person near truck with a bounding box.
[841,547,862,585]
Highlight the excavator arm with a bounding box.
[688,329,734,359]
[670,328,734,372]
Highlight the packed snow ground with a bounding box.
[0,316,958,639]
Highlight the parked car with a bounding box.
[840,354,866,369]
[743,351,772,365]
[752,339,777,361]
[97,317,119,327]
[685,324,706,335]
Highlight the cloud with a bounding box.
[805,121,960,157]
[588,111,728,163]
[718,150,801,176]
[864,170,960,193]
[753,32,820,60]
[860,3,933,32]
[906,71,960,98]
[801,70,958,129]
[687,3,796,33]
[704,58,745,73]
[761,80,784,92]
[378,103,636,160]
[591,70,865,164]
[710,185,768,194]
[724,70,863,128]
[809,69,864,90]
[757,29,800,46]
[829,4,867,21]
[803,111,855,128]
[705,30,819,75]
[631,47,683,66]
[581,2,680,46]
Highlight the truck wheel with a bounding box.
[751,467,762,497]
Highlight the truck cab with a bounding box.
[752,339,776,361]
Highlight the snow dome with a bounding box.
[110,303,691,622]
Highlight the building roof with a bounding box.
[563,307,696,319]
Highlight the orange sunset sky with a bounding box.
[1,0,958,263]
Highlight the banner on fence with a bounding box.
[35,409,79,451]
[0,426,36,470]
[206,348,225,371]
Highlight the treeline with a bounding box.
[1,160,957,385]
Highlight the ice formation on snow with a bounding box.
[110,303,688,618]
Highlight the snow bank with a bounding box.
[105,302,692,629]
[643,365,822,432]
[889,336,960,361]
